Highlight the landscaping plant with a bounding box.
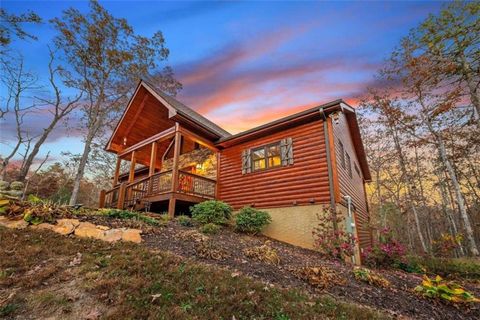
[190,200,232,225]
[200,223,220,235]
[312,209,356,260]
[99,209,160,226]
[415,275,479,304]
[234,206,271,234]
[243,241,280,265]
[362,227,407,268]
[177,215,193,227]
[353,267,390,288]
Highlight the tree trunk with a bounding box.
[433,125,479,255]
[69,126,96,206]
[391,127,428,253]
[18,118,60,181]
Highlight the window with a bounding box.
[242,138,293,174]
[252,143,282,172]
[354,162,360,177]
[339,140,346,169]
[346,152,352,178]
[252,147,266,171]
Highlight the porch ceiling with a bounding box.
[119,136,174,169]
[107,86,176,153]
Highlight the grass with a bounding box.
[0,226,388,320]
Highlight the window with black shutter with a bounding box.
[241,138,293,174]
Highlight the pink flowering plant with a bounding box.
[312,208,356,260]
[363,227,407,268]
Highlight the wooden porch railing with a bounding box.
[104,185,120,208]
[178,170,216,199]
[103,170,215,210]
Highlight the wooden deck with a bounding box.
[101,170,216,210]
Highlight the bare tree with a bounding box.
[0,55,38,179]
[17,48,82,181]
[49,0,181,205]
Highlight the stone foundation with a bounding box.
[259,204,330,250]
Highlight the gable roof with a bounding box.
[142,80,231,138]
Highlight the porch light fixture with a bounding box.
[123,137,127,146]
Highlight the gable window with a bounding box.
[346,152,352,178]
[339,140,346,169]
[242,138,293,174]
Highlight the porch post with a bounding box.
[128,151,136,183]
[98,189,106,208]
[148,141,157,195]
[168,128,182,218]
[112,156,121,187]
[149,141,158,176]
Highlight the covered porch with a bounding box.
[99,124,218,217]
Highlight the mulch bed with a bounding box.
[78,214,480,320]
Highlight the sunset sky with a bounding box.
[1,1,445,165]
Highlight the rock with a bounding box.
[0,216,28,229]
[121,228,142,243]
[74,222,105,240]
[52,219,80,235]
[102,229,123,242]
[96,225,110,231]
[33,223,55,230]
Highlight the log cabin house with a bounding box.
[99,80,372,251]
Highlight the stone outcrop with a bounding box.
[0,216,143,244]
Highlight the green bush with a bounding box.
[234,206,271,234]
[190,200,232,225]
[200,223,220,235]
[177,215,193,227]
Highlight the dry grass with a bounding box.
[0,227,388,319]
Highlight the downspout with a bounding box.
[320,108,336,211]
[344,195,357,264]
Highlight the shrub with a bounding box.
[177,215,193,227]
[99,209,160,226]
[200,223,220,234]
[407,256,480,280]
[432,233,464,258]
[353,267,390,288]
[362,227,406,268]
[190,200,232,225]
[234,206,271,234]
[415,275,479,303]
[312,208,356,260]
[243,241,280,265]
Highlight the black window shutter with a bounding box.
[241,149,252,174]
[280,138,294,166]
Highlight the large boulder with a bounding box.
[121,228,142,243]
[0,216,28,229]
[52,219,80,235]
[74,222,105,240]
[103,229,123,242]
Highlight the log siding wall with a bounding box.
[331,112,371,249]
[218,121,330,209]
